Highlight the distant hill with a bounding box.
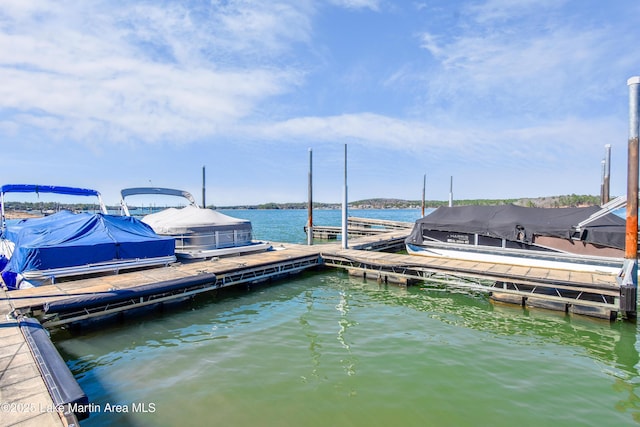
[1,194,605,213]
[214,194,604,210]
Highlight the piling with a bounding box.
[307,148,313,246]
[202,166,206,208]
[604,144,611,204]
[421,174,426,217]
[619,76,640,318]
[342,144,348,249]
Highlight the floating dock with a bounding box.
[0,289,69,427]
[321,246,620,320]
[0,224,631,425]
[305,216,413,239]
[5,230,624,323]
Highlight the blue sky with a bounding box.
[1,0,640,206]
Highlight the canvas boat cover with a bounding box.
[142,205,252,235]
[406,205,626,250]
[1,210,175,280]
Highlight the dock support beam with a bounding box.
[620,76,640,319]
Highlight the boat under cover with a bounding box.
[120,187,271,259]
[141,205,270,258]
[405,204,627,272]
[1,210,176,289]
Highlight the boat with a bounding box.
[405,198,629,273]
[120,187,271,259]
[0,184,176,289]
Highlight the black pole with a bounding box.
[202,166,206,208]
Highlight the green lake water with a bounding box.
[50,210,640,426]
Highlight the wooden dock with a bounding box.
[321,246,620,319]
[0,223,632,425]
[0,288,67,427]
[305,216,413,239]
[3,231,625,323]
[7,243,323,327]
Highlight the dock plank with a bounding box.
[0,289,65,427]
[6,243,323,313]
[2,237,623,319]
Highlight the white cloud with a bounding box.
[255,112,624,169]
[0,1,309,144]
[415,1,634,121]
[465,0,568,24]
[328,0,381,11]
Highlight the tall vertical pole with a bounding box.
[1,191,5,231]
[619,76,640,319]
[307,148,313,246]
[421,173,426,217]
[604,144,611,204]
[448,176,453,207]
[202,166,206,208]
[342,144,348,249]
[600,159,606,206]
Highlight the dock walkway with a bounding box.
[0,288,65,427]
[321,247,620,318]
[8,243,323,326]
[306,216,413,240]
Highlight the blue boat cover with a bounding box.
[1,211,174,287]
[1,184,100,197]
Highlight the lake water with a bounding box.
[51,209,640,426]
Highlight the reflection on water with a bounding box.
[53,270,640,427]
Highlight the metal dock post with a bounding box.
[619,76,640,318]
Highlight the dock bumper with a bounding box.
[41,273,218,326]
[19,316,89,422]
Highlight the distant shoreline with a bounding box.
[214,194,603,210]
[1,194,604,214]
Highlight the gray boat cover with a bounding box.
[142,205,251,235]
[406,205,626,250]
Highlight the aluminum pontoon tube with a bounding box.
[19,317,89,420]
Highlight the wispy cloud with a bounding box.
[328,0,381,11]
[0,1,309,144]
[465,0,568,24]
[416,1,634,120]
[256,112,622,168]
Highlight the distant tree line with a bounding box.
[3,194,603,213]
[2,201,106,212]
[215,194,603,210]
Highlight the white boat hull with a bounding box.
[405,243,624,274]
